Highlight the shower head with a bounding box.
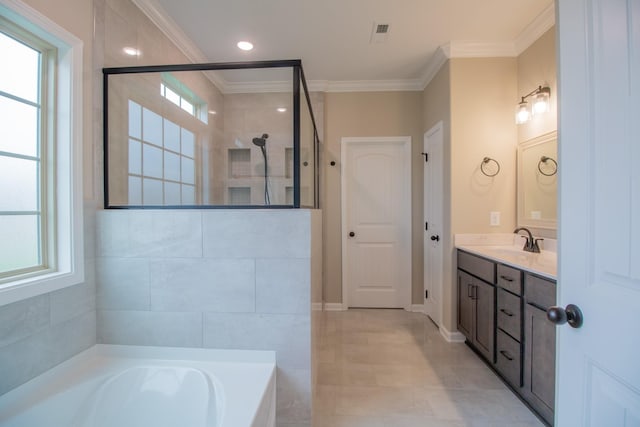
[252,133,269,147]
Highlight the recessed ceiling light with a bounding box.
[123,47,141,56]
[277,107,287,113]
[237,41,254,51]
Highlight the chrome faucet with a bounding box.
[514,227,543,253]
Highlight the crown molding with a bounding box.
[514,3,555,55]
[223,80,292,94]
[309,79,423,93]
[419,46,449,90]
[448,41,517,58]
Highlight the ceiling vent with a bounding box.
[370,22,390,44]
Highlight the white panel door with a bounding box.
[341,137,411,308]
[423,123,444,326]
[557,0,640,425]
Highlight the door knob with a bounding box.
[349,231,355,237]
[547,304,584,328]
[430,235,440,242]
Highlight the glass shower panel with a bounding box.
[106,66,297,207]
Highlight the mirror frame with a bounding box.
[517,130,557,230]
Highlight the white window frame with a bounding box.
[0,0,84,307]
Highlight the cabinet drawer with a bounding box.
[524,274,556,309]
[497,288,521,341]
[497,264,522,295]
[496,329,522,388]
[458,250,495,284]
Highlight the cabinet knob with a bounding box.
[547,304,584,328]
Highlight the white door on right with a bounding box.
[423,122,443,327]
[556,0,640,425]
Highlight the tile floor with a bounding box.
[313,309,545,427]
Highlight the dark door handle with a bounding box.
[349,231,355,237]
[430,235,440,242]
[500,308,514,317]
[547,304,584,328]
[499,350,514,361]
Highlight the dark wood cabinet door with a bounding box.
[523,303,556,425]
[473,278,495,363]
[457,270,473,342]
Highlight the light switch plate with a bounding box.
[490,211,500,226]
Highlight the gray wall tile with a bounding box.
[256,258,310,314]
[202,210,310,259]
[0,310,95,396]
[50,280,96,325]
[97,210,203,258]
[98,310,202,347]
[97,257,150,310]
[150,259,255,312]
[203,313,310,370]
[0,295,50,348]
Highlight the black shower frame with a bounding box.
[102,59,320,209]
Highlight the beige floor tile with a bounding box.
[312,309,543,427]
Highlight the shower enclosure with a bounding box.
[103,60,319,208]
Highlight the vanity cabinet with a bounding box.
[495,264,523,388]
[522,273,556,426]
[456,249,557,426]
[457,251,495,362]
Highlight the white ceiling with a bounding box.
[137,0,554,90]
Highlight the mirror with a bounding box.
[517,131,557,230]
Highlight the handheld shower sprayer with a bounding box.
[252,133,270,205]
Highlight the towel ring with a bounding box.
[538,156,558,176]
[480,157,500,177]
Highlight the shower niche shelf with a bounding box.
[228,187,251,205]
[228,148,252,178]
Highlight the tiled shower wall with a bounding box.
[96,209,321,427]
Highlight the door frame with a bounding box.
[340,136,412,310]
[423,122,443,326]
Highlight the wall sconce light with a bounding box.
[515,85,551,124]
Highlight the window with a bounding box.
[159,73,208,123]
[0,28,50,279]
[0,2,83,306]
[128,100,196,205]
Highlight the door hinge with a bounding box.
[425,290,429,299]
[421,152,428,162]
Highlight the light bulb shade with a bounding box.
[515,101,531,124]
[531,89,550,115]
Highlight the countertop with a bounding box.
[455,233,557,280]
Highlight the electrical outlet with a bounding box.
[490,211,501,226]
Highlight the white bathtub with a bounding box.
[0,345,276,427]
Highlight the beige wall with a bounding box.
[421,62,454,330]
[421,58,518,332]
[517,28,558,239]
[517,28,557,144]
[322,91,424,304]
[22,0,94,200]
[450,58,518,235]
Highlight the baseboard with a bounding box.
[439,325,466,343]
[408,304,425,313]
[323,303,346,311]
[311,302,323,311]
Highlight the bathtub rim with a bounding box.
[0,344,276,427]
